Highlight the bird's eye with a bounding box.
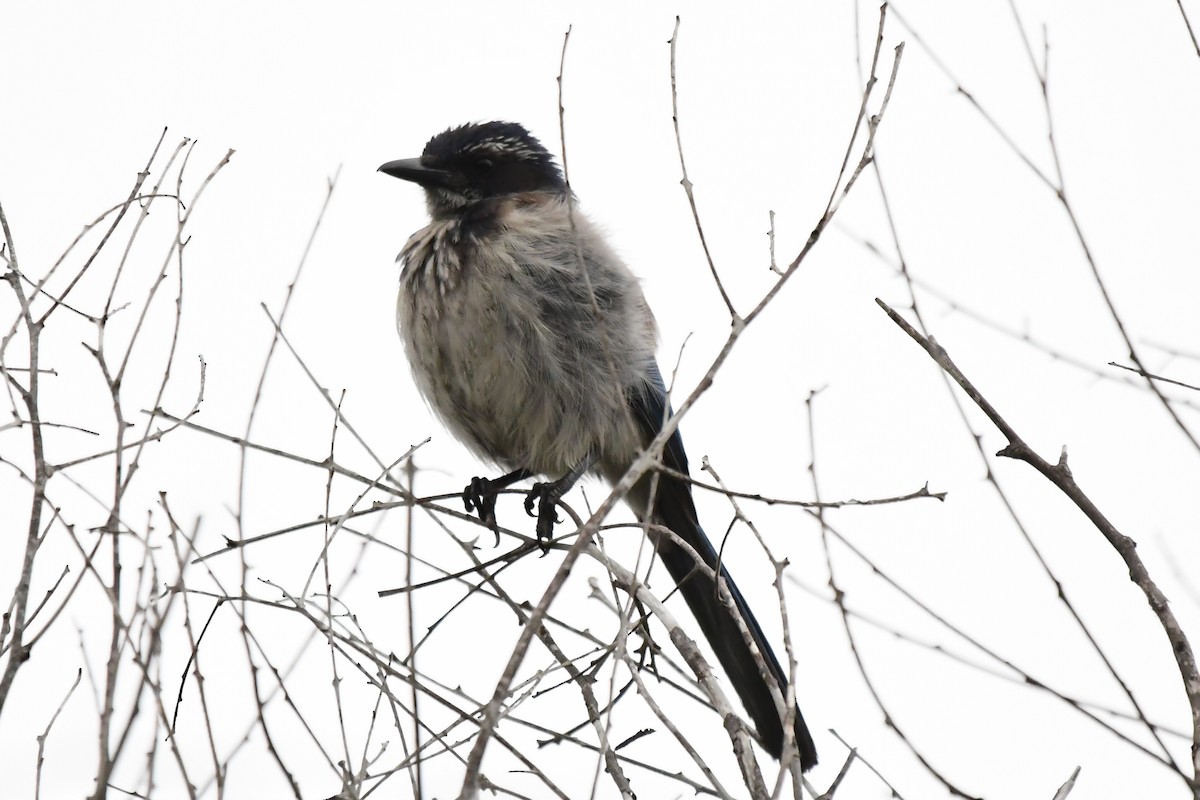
[476,159,494,175]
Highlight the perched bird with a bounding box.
[379,121,817,769]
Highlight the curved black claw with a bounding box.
[463,476,501,546]
[523,483,563,552]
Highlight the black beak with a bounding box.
[378,158,451,187]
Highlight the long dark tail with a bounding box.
[624,368,817,770]
[651,471,818,770]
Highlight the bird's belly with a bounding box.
[400,272,629,477]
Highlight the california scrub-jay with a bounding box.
[379,121,817,770]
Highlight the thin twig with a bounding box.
[34,668,82,800]
[669,16,735,317]
[1175,0,1200,59]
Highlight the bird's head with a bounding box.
[379,121,566,219]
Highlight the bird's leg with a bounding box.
[524,453,596,551]
[463,468,532,544]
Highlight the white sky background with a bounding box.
[3,1,1199,798]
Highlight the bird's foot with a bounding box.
[463,476,501,546]
[523,482,564,552]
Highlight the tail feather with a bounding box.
[651,472,818,770]
[622,366,817,770]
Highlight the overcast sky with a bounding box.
[4,2,1200,799]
